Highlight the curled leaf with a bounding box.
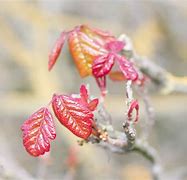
[127,100,139,123]
[52,94,93,139]
[48,31,68,71]
[92,53,115,78]
[21,107,56,157]
[79,84,99,111]
[88,99,99,111]
[80,84,89,104]
[116,56,138,81]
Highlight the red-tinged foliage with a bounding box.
[80,84,89,104]
[92,53,115,78]
[21,107,56,157]
[104,40,125,53]
[48,31,68,71]
[109,71,146,87]
[80,25,116,46]
[87,99,99,111]
[52,94,94,139]
[127,100,139,123]
[48,24,118,77]
[68,25,113,77]
[116,56,138,81]
[79,84,99,111]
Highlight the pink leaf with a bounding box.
[48,31,68,71]
[88,99,99,111]
[79,84,99,111]
[21,107,56,157]
[104,40,125,53]
[127,100,139,123]
[92,53,115,78]
[52,94,93,139]
[116,56,138,81]
[80,84,89,104]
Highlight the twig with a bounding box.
[94,127,161,180]
[119,34,187,94]
[136,85,155,141]
[132,140,162,180]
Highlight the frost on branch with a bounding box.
[21,107,56,157]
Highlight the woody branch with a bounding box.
[119,34,187,94]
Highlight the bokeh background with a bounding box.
[0,1,187,180]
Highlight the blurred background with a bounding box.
[0,0,187,179]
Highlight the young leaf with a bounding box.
[116,56,138,81]
[92,53,115,78]
[127,100,139,123]
[80,25,115,45]
[48,31,68,71]
[80,84,89,104]
[68,30,105,77]
[88,99,99,111]
[52,94,93,139]
[79,84,99,111]
[21,107,56,157]
[104,40,125,53]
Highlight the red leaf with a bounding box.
[52,94,93,139]
[48,31,68,71]
[104,40,125,53]
[21,107,56,157]
[80,84,89,104]
[92,53,115,78]
[79,84,99,111]
[116,56,138,81]
[88,99,99,111]
[127,100,139,123]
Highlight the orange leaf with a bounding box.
[68,30,105,77]
[109,71,126,81]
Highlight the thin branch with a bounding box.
[132,140,162,180]
[135,85,155,141]
[119,34,187,94]
[94,127,161,180]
